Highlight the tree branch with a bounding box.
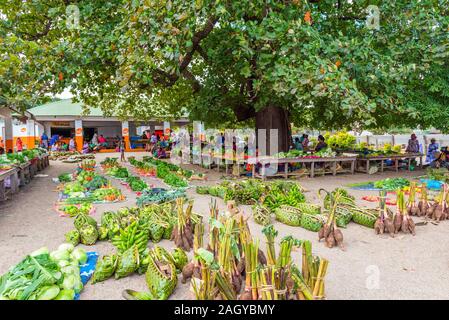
[179,16,218,73]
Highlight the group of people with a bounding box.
[40,133,76,152]
[142,131,168,159]
[292,134,328,153]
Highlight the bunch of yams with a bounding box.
[375,183,449,237]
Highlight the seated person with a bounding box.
[430,147,449,169]
[51,142,60,152]
[157,146,167,159]
[293,137,303,151]
[315,135,327,152]
[98,134,108,148]
[82,141,90,154]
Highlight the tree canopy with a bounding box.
[1,0,448,138]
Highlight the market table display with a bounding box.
[0,168,20,201]
[252,155,357,179]
[0,148,50,202]
[356,153,424,174]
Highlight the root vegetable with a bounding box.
[239,291,252,300]
[181,262,194,283]
[333,222,344,250]
[325,233,335,248]
[407,216,416,235]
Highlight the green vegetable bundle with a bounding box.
[65,230,80,246]
[145,247,177,300]
[126,176,148,191]
[92,255,118,283]
[111,221,149,254]
[115,246,140,279]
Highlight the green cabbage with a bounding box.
[72,248,88,265]
[50,249,71,262]
[54,289,75,300]
[30,247,49,257]
[58,243,74,253]
[37,285,60,300]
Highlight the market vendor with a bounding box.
[98,134,108,148]
[293,137,303,151]
[302,134,309,150]
[430,149,449,169]
[82,140,90,154]
[314,135,327,152]
[406,134,420,153]
[427,138,439,163]
[69,136,76,151]
[49,134,59,147]
[40,132,49,149]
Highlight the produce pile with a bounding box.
[157,202,330,300]
[55,203,94,217]
[324,131,357,150]
[424,168,449,184]
[57,163,125,205]
[0,244,88,300]
[125,176,148,192]
[49,151,78,160]
[87,201,201,286]
[373,178,410,190]
[128,157,157,176]
[107,166,130,179]
[356,142,403,157]
[100,157,119,170]
[132,156,190,188]
[136,188,187,206]
[79,159,96,171]
[197,179,305,208]
[0,148,46,169]
[348,178,411,191]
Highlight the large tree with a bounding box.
[1,0,448,150]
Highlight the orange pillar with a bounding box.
[75,120,83,152]
[122,121,131,152]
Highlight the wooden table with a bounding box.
[17,163,31,186]
[252,156,357,179]
[0,168,20,201]
[356,153,424,173]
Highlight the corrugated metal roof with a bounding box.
[27,99,104,117]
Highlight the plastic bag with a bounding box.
[92,255,118,283]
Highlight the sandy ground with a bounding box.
[1,152,448,300]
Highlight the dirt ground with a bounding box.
[1,152,448,300]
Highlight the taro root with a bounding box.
[181,262,194,283]
[417,185,429,217]
[239,291,252,300]
[407,216,416,235]
[401,215,409,234]
[318,227,325,242]
[333,221,344,250]
[384,217,395,237]
[374,217,384,235]
[325,233,336,248]
[393,212,402,233]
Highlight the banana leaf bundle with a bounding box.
[92,255,118,283]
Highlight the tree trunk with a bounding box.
[255,105,291,154]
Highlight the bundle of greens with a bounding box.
[125,176,148,191]
[0,244,87,300]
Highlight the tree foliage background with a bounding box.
[1,0,448,135]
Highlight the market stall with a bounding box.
[252,155,357,179]
[356,153,424,173]
[0,148,50,202]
